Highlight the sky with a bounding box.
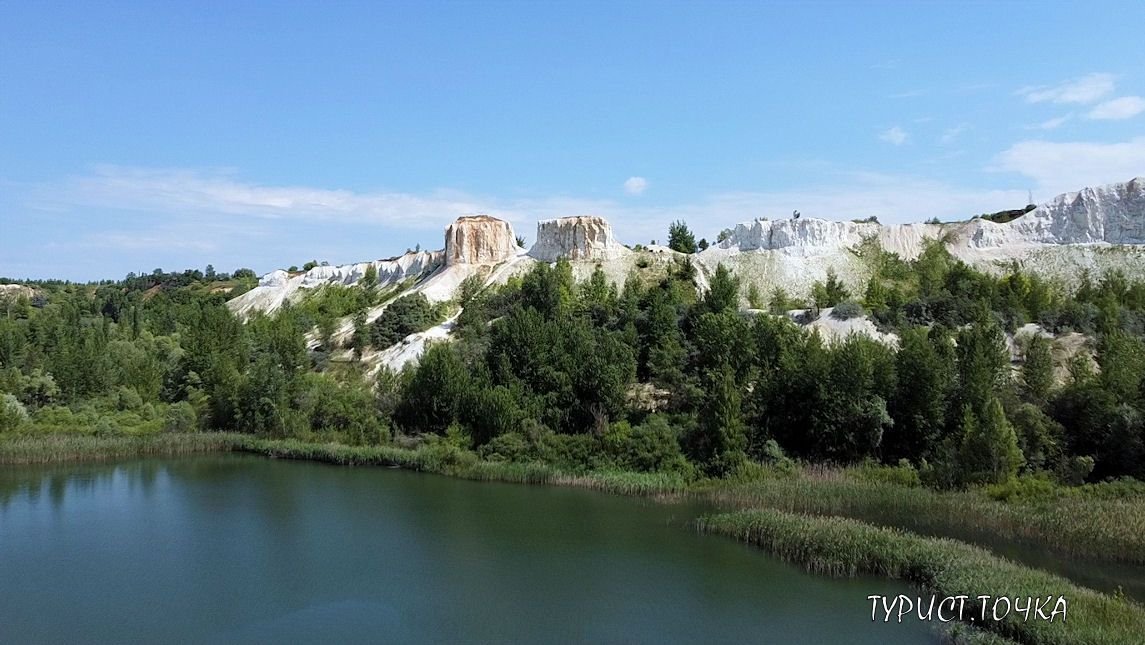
[2,1,1144,281]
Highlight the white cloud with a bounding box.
[623,176,648,195]
[992,136,1145,194]
[1027,114,1072,130]
[1086,96,1145,120]
[56,165,497,229]
[24,165,1043,252]
[879,126,908,145]
[1017,72,1115,104]
[940,124,970,145]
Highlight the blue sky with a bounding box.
[2,1,1144,281]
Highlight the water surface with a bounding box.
[1,456,939,643]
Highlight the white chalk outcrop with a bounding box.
[529,216,629,262]
[700,177,1145,300]
[444,215,521,266]
[967,177,1145,248]
[227,250,443,318]
[0,284,36,301]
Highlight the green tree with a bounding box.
[372,293,435,348]
[955,320,1009,416]
[957,398,1024,484]
[811,269,849,308]
[361,264,379,290]
[885,327,953,463]
[702,264,740,315]
[395,343,470,434]
[0,393,28,432]
[692,367,746,475]
[667,220,698,254]
[1020,334,1054,404]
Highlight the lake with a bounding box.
[1,455,941,643]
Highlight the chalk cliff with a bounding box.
[529,216,629,262]
[968,177,1145,248]
[227,250,443,318]
[444,215,521,266]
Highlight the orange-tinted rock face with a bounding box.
[444,215,520,266]
[529,216,628,261]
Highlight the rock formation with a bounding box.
[969,176,1145,248]
[0,284,36,301]
[228,250,443,317]
[444,215,520,266]
[529,216,628,261]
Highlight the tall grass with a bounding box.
[235,438,687,496]
[0,433,246,464]
[702,470,1145,565]
[699,509,1145,645]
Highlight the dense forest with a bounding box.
[2,231,1144,490]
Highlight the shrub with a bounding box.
[830,300,864,320]
[163,401,198,433]
[606,416,691,475]
[371,293,436,348]
[853,460,920,488]
[478,432,533,462]
[985,474,1058,502]
[0,393,29,432]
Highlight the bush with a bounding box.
[605,416,691,475]
[371,293,436,348]
[1056,455,1095,485]
[0,393,29,432]
[540,432,603,473]
[853,460,920,488]
[986,474,1059,502]
[830,300,864,320]
[478,432,533,462]
[163,401,198,433]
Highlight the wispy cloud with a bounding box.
[17,159,1139,280]
[992,136,1145,194]
[1027,114,1072,130]
[939,124,971,145]
[623,176,648,195]
[1086,96,1145,121]
[889,89,926,99]
[1017,72,1115,105]
[879,126,908,146]
[20,165,1037,246]
[52,165,495,229]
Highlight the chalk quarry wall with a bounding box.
[444,215,521,266]
[529,216,629,262]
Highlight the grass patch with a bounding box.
[698,509,1145,645]
[702,467,1145,565]
[0,432,246,465]
[235,438,686,496]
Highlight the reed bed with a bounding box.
[0,432,245,464]
[698,509,1145,645]
[236,438,687,496]
[703,474,1145,565]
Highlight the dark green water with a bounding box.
[1,456,940,644]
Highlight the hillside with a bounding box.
[225,177,1145,372]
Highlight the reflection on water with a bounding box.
[4,456,1144,612]
[17,455,1143,642]
[1,455,948,644]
